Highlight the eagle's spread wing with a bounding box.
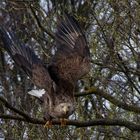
[0,27,53,91]
[48,13,90,88]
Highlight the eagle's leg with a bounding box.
[60,118,67,126]
[44,120,52,128]
[43,113,53,128]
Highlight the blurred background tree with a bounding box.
[0,0,140,139]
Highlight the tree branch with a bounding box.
[1,86,140,123]
[0,114,140,132]
[1,88,140,132]
[0,94,140,132]
[75,87,140,114]
[0,114,43,124]
[30,5,55,39]
[0,96,32,121]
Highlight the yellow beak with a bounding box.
[63,106,68,114]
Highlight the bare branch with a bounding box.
[1,86,140,125]
[0,114,140,132]
[0,114,43,124]
[75,87,140,114]
[0,96,32,121]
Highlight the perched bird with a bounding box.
[0,13,90,126]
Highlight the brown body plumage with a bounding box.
[0,13,90,121]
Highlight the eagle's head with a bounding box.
[52,102,75,118]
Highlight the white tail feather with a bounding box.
[28,89,45,98]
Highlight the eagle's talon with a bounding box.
[44,120,52,128]
[60,118,67,127]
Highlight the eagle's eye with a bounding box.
[63,105,71,110]
[68,105,70,109]
[61,105,64,108]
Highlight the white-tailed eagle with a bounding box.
[0,13,90,126]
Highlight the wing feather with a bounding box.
[49,13,90,86]
[0,26,53,90]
